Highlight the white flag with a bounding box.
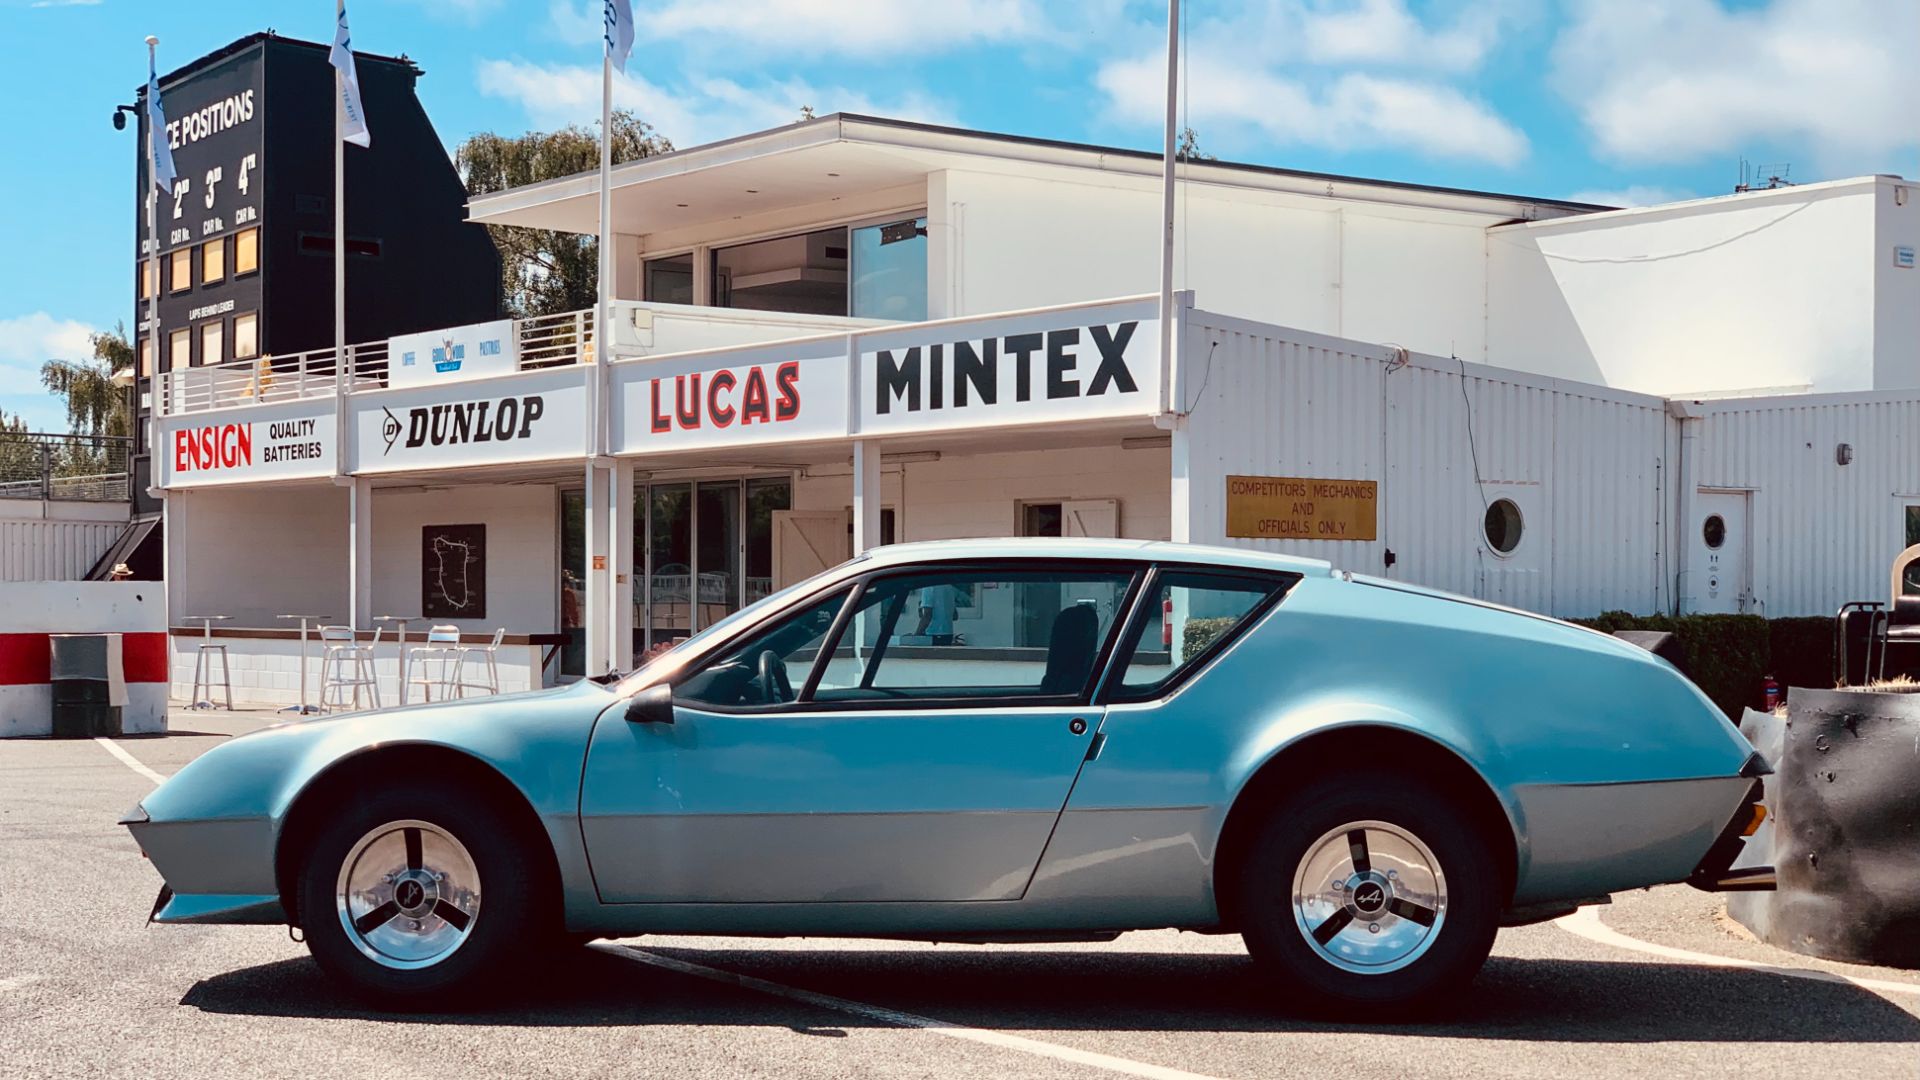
[604,0,635,72]
[330,4,371,147]
[147,59,178,195]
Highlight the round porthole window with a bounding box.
[1703,514,1727,549]
[1483,498,1524,556]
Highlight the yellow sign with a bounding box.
[1225,475,1378,541]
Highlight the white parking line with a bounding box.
[609,945,1231,1080]
[1555,906,1919,999]
[94,738,167,787]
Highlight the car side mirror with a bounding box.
[624,683,675,725]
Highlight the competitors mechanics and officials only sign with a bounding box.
[1225,475,1378,541]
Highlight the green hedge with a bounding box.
[1183,617,1241,663]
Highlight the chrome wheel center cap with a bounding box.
[1349,876,1390,915]
[393,871,436,917]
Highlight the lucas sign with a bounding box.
[858,304,1161,436]
[612,342,847,453]
[388,320,518,389]
[1225,475,1378,541]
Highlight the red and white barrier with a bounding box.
[0,583,168,737]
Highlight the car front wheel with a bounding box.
[1237,771,1502,1016]
[296,781,538,1009]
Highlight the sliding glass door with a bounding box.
[636,476,791,657]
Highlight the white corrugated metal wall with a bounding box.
[1180,309,1669,618]
[0,519,122,581]
[1691,392,1920,617]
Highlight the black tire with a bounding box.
[1236,769,1502,1017]
[296,778,541,1010]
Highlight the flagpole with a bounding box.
[1157,0,1179,413]
[584,34,614,678]
[334,0,347,419]
[145,36,162,472]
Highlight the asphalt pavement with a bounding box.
[2,709,1915,1079]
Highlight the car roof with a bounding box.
[859,537,1334,576]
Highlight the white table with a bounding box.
[275,614,333,715]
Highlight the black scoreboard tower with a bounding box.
[131,32,500,512]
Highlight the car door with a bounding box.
[579,562,1141,904]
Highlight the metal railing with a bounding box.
[0,433,131,502]
[157,309,597,415]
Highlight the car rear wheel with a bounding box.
[296,780,538,1009]
[1236,771,1501,1016]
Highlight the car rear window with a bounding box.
[1109,569,1294,699]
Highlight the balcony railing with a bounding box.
[157,309,597,416]
[0,432,131,502]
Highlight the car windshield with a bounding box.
[611,556,867,691]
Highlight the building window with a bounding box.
[644,253,694,304]
[234,227,259,275]
[169,328,191,370]
[850,216,928,321]
[138,338,152,378]
[233,312,258,359]
[138,260,155,300]
[712,226,849,316]
[200,320,223,367]
[1483,498,1524,556]
[201,237,225,283]
[169,247,191,293]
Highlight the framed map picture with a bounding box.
[422,524,487,619]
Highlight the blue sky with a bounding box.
[2,0,1916,430]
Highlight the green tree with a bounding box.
[40,322,134,440]
[0,408,35,491]
[457,110,673,318]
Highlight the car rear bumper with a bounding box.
[1686,775,1776,892]
[149,885,286,924]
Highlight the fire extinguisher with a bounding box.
[1161,596,1174,648]
[1763,674,1782,712]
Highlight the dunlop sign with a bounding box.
[1225,475,1378,541]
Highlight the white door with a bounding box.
[1062,499,1120,538]
[1693,490,1752,614]
[771,510,851,591]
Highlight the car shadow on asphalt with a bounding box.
[178,945,1920,1041]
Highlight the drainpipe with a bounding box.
[1669,399,1702,615]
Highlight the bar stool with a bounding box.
[406,625,463,703]
[453,628,508,698]
[318,625,382,712]
[275,613,333,715]
[182,615,232,711]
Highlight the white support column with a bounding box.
[349,477,373,630]
[584,463,610,677]
[164,486,186,627]
[610,460,635,673]
[852,439,883,555]
[1169,420,1192,544]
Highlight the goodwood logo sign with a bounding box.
[381,395,548,455]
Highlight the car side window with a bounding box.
[810,567,1135,704]
[673,589,848,709]
[1112,570,1293,698]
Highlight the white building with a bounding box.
[150,115,1920,706]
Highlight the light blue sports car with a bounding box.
[123,539,1771,1014]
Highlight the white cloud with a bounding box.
[30,0,102,8]
[0,312,94,429]
[1091,1,1531,166]
[640,0,1041,57]
[1097,53,1527,166]
[476,58,955,145]
[1566,186,1696,209]
[1554,0,1920,170]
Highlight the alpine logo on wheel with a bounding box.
[1352,882,1387,913]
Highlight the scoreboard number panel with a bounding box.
[137,50,264,259]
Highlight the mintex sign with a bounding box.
[162,403,336,487]
[857,301,1160,436]
[611,339,847,454]
[387,319,518,389]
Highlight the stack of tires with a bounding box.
[49,633,123,738]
